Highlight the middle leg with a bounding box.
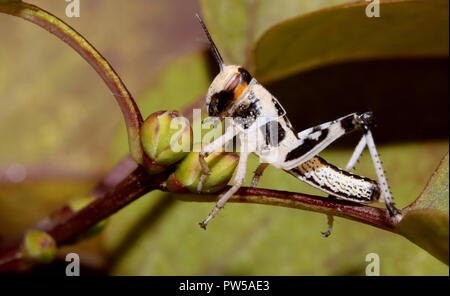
[250,163,269,188]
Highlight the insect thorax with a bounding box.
[228,79,300,166]
[230,79,285,130]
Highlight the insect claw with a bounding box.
[199,222,207,230]
[321,214,334,238]
[321,230,332,238]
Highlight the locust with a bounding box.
[194,14,402,235]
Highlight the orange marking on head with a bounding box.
[233,82,248,100]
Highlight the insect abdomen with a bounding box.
[287,156,380,203]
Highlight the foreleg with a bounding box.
[199,149,250,229]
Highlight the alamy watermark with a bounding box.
[164,108,283,159]
[365,253,380,276]
[65,252,80,276]
[65,0,80,18]
[366,0,380,18]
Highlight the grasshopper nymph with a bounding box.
[195,14,402,234]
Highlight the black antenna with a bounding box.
[195,13,224,70]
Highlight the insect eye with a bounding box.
[238,67,252,83]
[224,73,241,92]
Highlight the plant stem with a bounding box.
[0,1,144,164]
[0,166,168,272]
[0,163,401,272]
[90,155,138,197]
[174,187,398,232]
[47,166,167,245]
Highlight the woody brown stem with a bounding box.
[0,166,168,272]
[0,163,401,273]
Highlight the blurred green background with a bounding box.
[0,0,448,275]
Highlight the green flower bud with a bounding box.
[141,111,192,174]
[21,230,57,264]
[68,196,108,239]
[167,145,239,193]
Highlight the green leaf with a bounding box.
[199,0,355,66]
[407,153,449,212]
[396,153,449,264]
[253,0,449,82]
